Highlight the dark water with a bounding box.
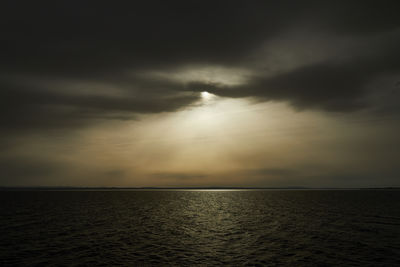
[1,190,399,266]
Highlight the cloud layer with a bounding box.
[2,1,400,131]
[1,1,400,186]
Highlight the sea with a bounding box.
[0,190,399,266]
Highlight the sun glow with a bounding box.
[81,96,324,186]
[201,91,213,100]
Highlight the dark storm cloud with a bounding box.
[0,1,301,76]
[1,0,400,132]
[304,1,400,35]
[0,85,198,131]
[188,31,400,112]
[189,57,400,112]
[2,0,398,74]
[187,63,368,112]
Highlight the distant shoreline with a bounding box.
[0,186,399,191]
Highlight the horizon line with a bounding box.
[1,186,399,191]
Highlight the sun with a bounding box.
[201,91,213,100]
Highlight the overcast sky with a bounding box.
[1,1,400,187]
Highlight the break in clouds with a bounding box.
[1,1,400,187]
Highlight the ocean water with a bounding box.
[0,190,399,266]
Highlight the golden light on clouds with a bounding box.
[63,97,332,186]
[143,65,251,86]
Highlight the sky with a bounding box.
[1,1,400,187]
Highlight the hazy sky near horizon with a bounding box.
[1,1,400,187]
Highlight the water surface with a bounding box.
[1,190,399,266]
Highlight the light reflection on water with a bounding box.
[0,190,399,265]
